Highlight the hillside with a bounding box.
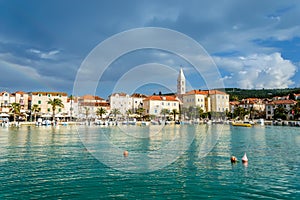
[225,88,300,101]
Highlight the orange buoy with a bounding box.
[123,150,129,157]
[231,156,238,163]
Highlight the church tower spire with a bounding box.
[177,67,186,96]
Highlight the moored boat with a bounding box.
[231,122,252,127]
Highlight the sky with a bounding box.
[0,0,300,98]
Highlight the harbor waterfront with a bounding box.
[0,124,299,199]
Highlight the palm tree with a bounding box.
[111,108,121,120]
[274,105,288,120]
[233,106,248,120]
[170,109,179,120]
[10,102,21,122]
[69,95,74,121]
[47,98,64,120]
[160,108,170,121]
[291,101,300,120]
[136,107,145,120]
[31,104,41,122]
[196,106,204,119]
[180,107,188,120]
[96,107,107,119]
[126,109,132,120]
[83,107,90,120]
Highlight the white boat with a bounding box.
[141,121,150,126]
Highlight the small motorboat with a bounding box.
[231,122,252,127]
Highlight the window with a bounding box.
[162,102,164,105]
[59,108,61,112]
[38,100,41,104]
[48,94,51,97]
[48,108,50,112]
[38,94,42,97]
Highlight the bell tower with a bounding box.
[177,68,186,96]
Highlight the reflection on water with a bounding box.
[0,125,299,199]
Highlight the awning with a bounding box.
[0,113,10,117]
[41,114,52,118]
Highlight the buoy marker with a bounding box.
[123,150,129,157]
[242,153,248,163]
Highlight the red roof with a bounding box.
[79,102,110,107]
[81,95,104,101]
[144,95,179,101]
[185,89,227,95]
[31,91,68,96]
[110,92,128,97]
[185,90,208,95]
[131,93,147,98]
[266,100,297,105]
[230,101,240,105]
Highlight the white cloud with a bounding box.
[214,52,297,89]
[28,48,60,59]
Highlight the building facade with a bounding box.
[109,93,132,116]
[30,92,68,117]
[77,95,109,119]
[208,90,230,113]
[143,95,180,119]
[182,90,211,112]
[131,93,147,113]
[265,99,297,120]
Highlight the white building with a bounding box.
[0,91,12,114]
[265,99,297,120]
[208,90,230,113]
[182,90,211,112]
[0,91,30,119]
[131,93,147,113]
[77,94,109,119]
[143,95,180,119]
[30,92,68,117]
[109,93,132,116]
[182,89,229,113]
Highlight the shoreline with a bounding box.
[2,119,300,127]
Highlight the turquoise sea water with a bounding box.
[0,124,299,199]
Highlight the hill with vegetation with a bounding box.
[225,88,300,101]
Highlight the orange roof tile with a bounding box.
[144,95,179,101]
[185,89,228,95]
[82,95,104,100]
[31,91,68,96]
[266,100,297,105]
[131,93,147,98]
[80,102,110,107]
